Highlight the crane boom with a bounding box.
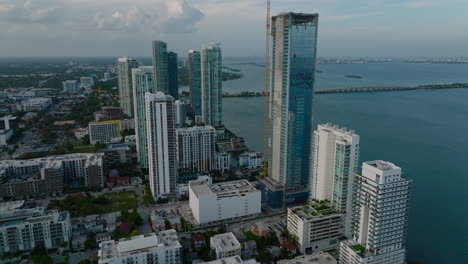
[262,0,271,178]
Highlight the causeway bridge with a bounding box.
[315,86,417,94]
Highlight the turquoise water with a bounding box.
[223,59,468,264]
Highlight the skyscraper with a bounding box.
[267,13,319,202]
[145,92,177,199]
[168,51,179,99]
[188,50,202,119]
[152,41,169,94]
[117,57,139,117]
[309,124,359,237]
[132,66,154,169]
[201,44,223,128]
[339,161,412,264]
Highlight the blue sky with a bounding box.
[0,0,467,57]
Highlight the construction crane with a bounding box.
[262,0,271,178]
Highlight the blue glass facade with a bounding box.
[268,13,318,202]
[188,50,202,116]
[168,52,179,100]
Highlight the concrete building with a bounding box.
[267,13,319,206]
[89,120,121,144]
[103,72,112,81]
[152,41,169,94]
[117,56,139,117]
[188,50,202,118]
[339,161,412,264]
[176,126,216,173]
[146,92,177,199]
[0,153,105,198]
[168,51,179,99]
[287,202,345,254]
[132,66,154,169]
[63,80,80,93]
[16,97,52,112]
[189,179,261,225]
[174,100,186,126]
[98,230,182,264]
[0,201,71,253]
[119,118,135,131]
[310,124,360,237]
[80,76,95,88]
[277,252,337,264]
[98,107,124,122]
[204,256,259,264]
[210,232,241,259]
[239,151,264,170]
[0,115,18,131]
[201,44,223,128]
[212,152,230,172]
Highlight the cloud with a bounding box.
[0,0,61,24]
[93,0,204,33]
[406,1,430,8]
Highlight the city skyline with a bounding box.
[1,0,467,58]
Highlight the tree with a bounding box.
[165,219,172,230]
[130,229,140,236]
[256,250,273,264]
[82,134,90,145]
[85,238,98,249]
[32,254,53,264]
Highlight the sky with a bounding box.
[0,0,467,58]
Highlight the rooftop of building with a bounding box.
[277,252,337,264]
[146,91,174,102]
[365,160,399,171]
[176,125,215,134]
[318,123,357,137]
[205,256,258,264]
[210,232,241,251]
[0,202,66,227]
[341,240,375,258]
[99,230,180,260]
[289,201,340,220]
[190,179,259,199]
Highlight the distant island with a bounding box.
[345,75,363,79]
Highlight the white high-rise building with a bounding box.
[201,44,223,128]
[98,230,182,264]
[175,126,216,173]
[117,57,139,117]
[146,92,177,199]
[80,76,95,88]
[310,124,360,237]
[339,161,412,264]
[62,80,79,93]
[0,201,71,253]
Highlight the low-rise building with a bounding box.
[89,120,121,144]
[189,179,261,225]
[73,128,89,139]
[0,201,71,253]
[15,97,52,112]
[0,129,13,146]
[210,232,242,259]
[212,152,230,172]
[287,202,345,254]
[204,256,259,264]
[239,151,263,170]
[277,252,337,264]
[98,230,182,264]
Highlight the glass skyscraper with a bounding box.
[188,50,202,118]
[201,44,223,128]
[168,52,179,100]
[132,66,154,169]
[268,13,319,200]
[152,40,169,94]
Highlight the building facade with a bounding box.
[287,203,344,254]
[89,120,121,145]
[210,232,242,259]
[188,50,202,119]
[80,76,95,88]
[16,97,53,112]
[98,107,124,122]
[174,100,186,127]
[117,57,139,117]
[339,161,412,264]
[0,201,71,253]
[201,44,223,128]
[132,66,154,169]
[152,41,169,94]
[268,13,319,201]
[168,51,179,99]
[189,179,261,225]
[63,80,80,93]
[98,230,182,264]
[175,126,216,173]
[310,124,359,237]
[146,92,177,199]
[239,151,264,170]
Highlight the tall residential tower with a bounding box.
[152,41,169,94]
[168,51,179,100]
[267,13,319,204]
[188,50,202,120]
[132,66,154,169]
[145,92,177,199]
[339,161,412,264]
[117,57,139,117]
[201,44,223,128]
